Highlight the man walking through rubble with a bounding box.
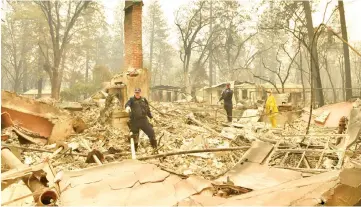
[219,83,233,123]
[125,88,157,151]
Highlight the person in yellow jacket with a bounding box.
[265,89,278,128]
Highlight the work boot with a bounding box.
[149,138,157,149]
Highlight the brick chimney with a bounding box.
[124,0,143,70]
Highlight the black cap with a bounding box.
[134,88,141,92]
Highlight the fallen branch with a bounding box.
[1,144,130,157]
[148,162,189,178]
[153,144,164,154]
[1,144,87,155]
[284,134,348,137]
[138,146,250,161]
[275,149,344,153]
[186,113,220,136]
[149,103,170,117]
[273,166,331,173]
[157,132,164,146]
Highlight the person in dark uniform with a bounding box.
[219,83,233,123]
[125,88,157,151]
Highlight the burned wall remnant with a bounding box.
[1,91,86,144]
[111,69,150,100]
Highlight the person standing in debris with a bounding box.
[219,83,233,123]
[125,88,157,151]
[265,89,278,128]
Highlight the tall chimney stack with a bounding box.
[124,0,143,70]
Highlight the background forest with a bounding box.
[1,0,360,106]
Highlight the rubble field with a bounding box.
[1,92,361,206]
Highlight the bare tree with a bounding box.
[303,1,324,106]
[175,1,208,93]
[338,54,346,101]
[252,43,300,93]
[338,1,352,100]
[322,54,337,103]
[1,16,32,92]
[36,1,90,99]
[258,1,325,105]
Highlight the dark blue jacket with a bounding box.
[125,96,153,120]
[219,88,233,105]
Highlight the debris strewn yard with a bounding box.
[2,0,361,206]
[1,90,361,206]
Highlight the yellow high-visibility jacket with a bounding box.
[265,94,278,117]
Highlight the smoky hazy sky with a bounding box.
[102,0,361,45]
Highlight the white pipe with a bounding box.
[130,138,137,160]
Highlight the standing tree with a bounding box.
[338,1,352,100]
[175,0,208,93]
[303,1,324,106]
[143,0,171,86]
[36,1,90,99]
[1,2,40,93]
[109,1,125,73]
[251,42,300,93]
[258,1,325,106]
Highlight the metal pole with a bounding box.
[80,139,102,165]
[130,137,137,160]
[1,147,58,205]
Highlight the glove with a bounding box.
[125,106,131,113]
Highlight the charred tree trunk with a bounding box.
[50,56,62,99]
[22,61,28,93]
[85,49,89,82]
[37,78,43,98]
[152,67,157,86]
[158,51,162,85]
[338,1,352,100]
[184,50,191,94]
[51,70,60,99]
[208,0,213,86]
[299,46,306,106]
[339,55,346,101]
[303,1,324,106]
[37,48,43,98]
[37,1,90,100]
[324,55,337,103]
[149,12,155,81]
[13,76,21,93]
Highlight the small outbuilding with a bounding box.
[150,85,182,102]
[22,88,52,99]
